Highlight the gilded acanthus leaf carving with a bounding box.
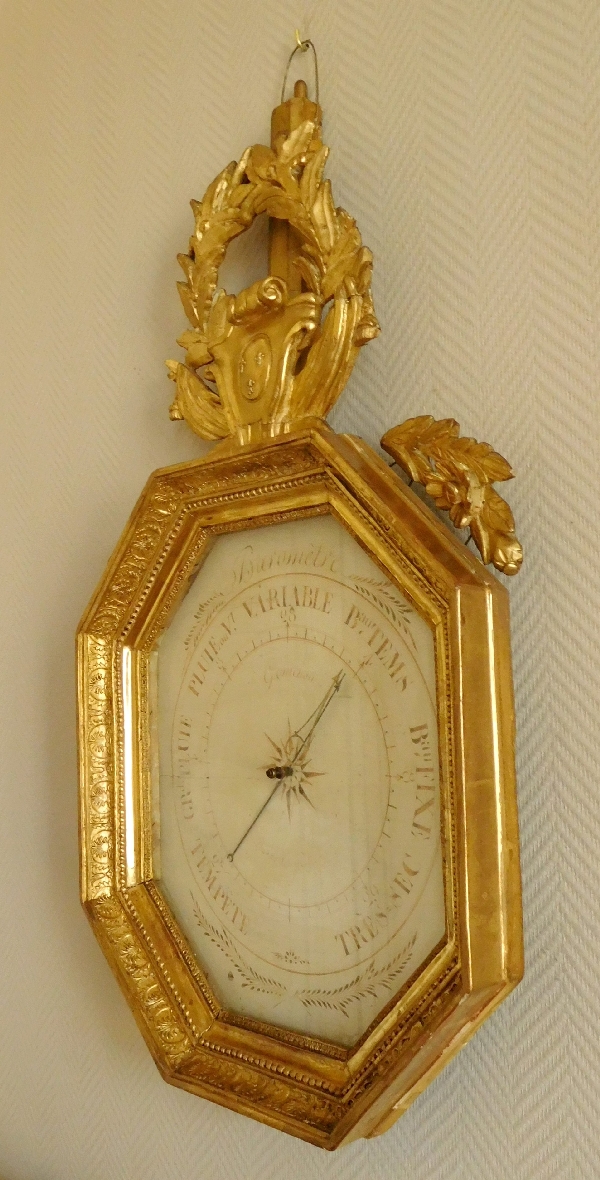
[381,416,523,576]
[188,1046,343,1132]
[90,897,193,1065]
[89,483,182,638]
[80,637,114,899]
[167,114,379,441]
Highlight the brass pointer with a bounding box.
[227,670,345,861]
[285,668,345,765]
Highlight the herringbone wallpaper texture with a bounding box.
[0,0,598,1176]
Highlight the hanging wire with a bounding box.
[281,33,319,105]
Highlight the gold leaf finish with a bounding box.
[90,896,193,1066]
[381,416,523,576]
[167,84,379,445]
[184,1045,344,1135]
[78,77,523,1147]
[78,418,523,1147]
[78,636,114,899]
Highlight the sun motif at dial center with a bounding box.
[264,725,324,817]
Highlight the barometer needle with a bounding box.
[227,778,283,862]
[227,669,345,861]
[290,669,345,763]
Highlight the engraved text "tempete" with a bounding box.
[191,845,248,934]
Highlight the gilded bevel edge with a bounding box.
[146,877,222,1022]
[177,474,329,530]
[453,582,524,992]
[332,965,465,1146]
[369,978,517,1138]
[342,939,458,1084]
[355,599,522,1140]
[138,652,155,884]
[490,587,524,987]
[117,887,348,1143]
[354,577,523,1142]
[77,420,522,1146]
[144,877,351,1091]
[348,972,501,1143]
[119,514,210,651]
[165,957,462,1149]
[360,950,521,1140]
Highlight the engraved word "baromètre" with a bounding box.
[231,544,338,587]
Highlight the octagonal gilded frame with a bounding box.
[78,418,523,1149]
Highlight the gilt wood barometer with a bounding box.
[78,64,523,1148]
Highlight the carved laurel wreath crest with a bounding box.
[167,119,380,439]
[166,124,521,576]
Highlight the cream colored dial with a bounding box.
[155,514,445,1047]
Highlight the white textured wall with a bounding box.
[1,1,598,1176]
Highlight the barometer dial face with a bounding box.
[154,513,445,1047]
